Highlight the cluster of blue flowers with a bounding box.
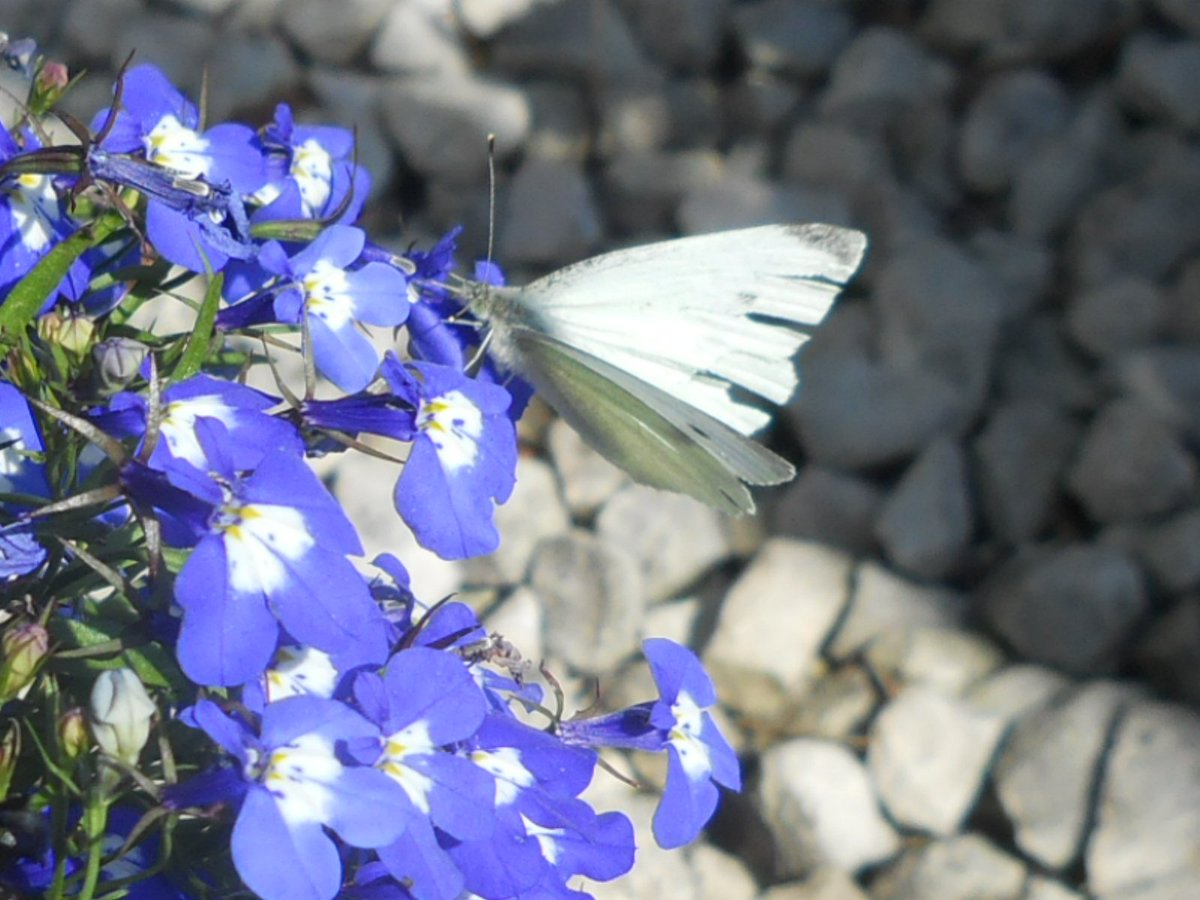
[0,50,739,900]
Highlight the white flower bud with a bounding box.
[89,669,157,765]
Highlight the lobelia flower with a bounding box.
[450,714,636,898]
[178,696,410,900]
[385,357,517,560]
[126,416,389,686]
[96,372,304,474]
[220,224,409,392]
[88,63,267,272]
[350,646,496,899]
[558,638,741,849]
[252,103,371,224]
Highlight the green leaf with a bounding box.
[0,213,125,335]
[51,617,185,692]
[172,272,223,383]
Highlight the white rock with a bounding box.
[995,682,1141,869]
[868,687,1007,834]
[530,529,645,675]
[705,540,852,719]
[370,0,470,75]
[454,0,547,38]
[759,738,900,876]
[870,834,1026,900]
[864,626,1005,697]
[964,664,1070,729]
[1087,701,1200,895]
[828,562,963,660]
[279,0,393,65]
[596,486,730,602]
[546,418,628,517]
[678,172,853,235]
[760,868,869,899]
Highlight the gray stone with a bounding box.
[965,664,1070,728]
[1025,877,1085,900]
[498,156,603,267]
[958,69,1072,193]
[994,314,1101,412]
[1113,346,1200,444]
[771,466,883,556]
[789,666,878,743]
[820,27,955,126]
[758,738,900,877]
[721,73,801,137]
[1132,597,1200,705]
[790,354,969,470]
[973,400,1081,543]
[967,229,1054,323]
[62,0,144,63]
[370,1,470,75]
[490,0,652,83]
[730,0,854,78]
[1067,399,1196,524]
[1118,33,1200,132]
[871,834,1026,900]
[1010,90,1123,240]
[481,585,544,666]
[678,172,853,235]
[204,34,302,124]
[892,101,959,210]
[169,0,236,13]
[546,418,628,517]
[659,78,721,148]
[462,457,570,585]
[602,149,724,234]
[380,74,530,184]
[919,0,1138,63]
[1132,507,1200,594]
[111,12,217,93]
[1154,0,1200,37]
[868,687,1007,834]
[995,682,1139,869]
[524,82,590,160]
[595,486,730,602]
[829,562,964,660]
[1164,259,1200,344]
[1067,141,1200,288]
[531,529,644,675]
[279,0,393,65]
[705,540,852,721]
[874,238,1003,417]
[874,438,973,580]
[1066,278,1164,360]
[1087,702,1200,895]
[594,83,674,157]
[976,544,1148,675]
[864,626,1005,697]
[782,122,891,199]
[618,0,728,72]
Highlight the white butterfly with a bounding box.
[460,224,867,515]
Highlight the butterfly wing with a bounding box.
[510,330,793,515]
[515,223,866,436]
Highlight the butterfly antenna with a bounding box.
[485,133,497,272]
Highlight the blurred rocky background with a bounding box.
[8,0,1200,896]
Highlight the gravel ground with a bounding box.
[11,0,1200,896]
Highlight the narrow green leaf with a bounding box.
[0,213,125,335]
[172,272,223,383]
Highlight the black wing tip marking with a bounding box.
[784,223,868,273]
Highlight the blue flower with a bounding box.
[556,639,741,849]
[168,419,388,686]
[222,224,409,392]
[185,696,410,900]
[253,103,370,224]
[90,63,266,272]
[0,378,50,503]
[387,359,517,560]
[0,521,45,580]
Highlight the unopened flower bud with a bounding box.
[0,621,48,702]
[58,706,88,761]
[37,309,94,355]
[89,669,157,765]
[93,337,148,394]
